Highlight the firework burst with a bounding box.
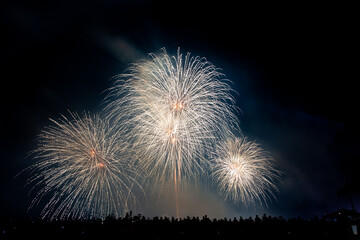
[105,48,238,183]
[25,111,142,220]
[104,48,239,216]
[211,137,280,206]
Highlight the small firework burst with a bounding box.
[211,137,280,206]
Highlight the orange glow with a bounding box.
[172,102,184,111]
[98,163,105,167]
[90,149,96,157]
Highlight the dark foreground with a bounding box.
[1,212,359,240]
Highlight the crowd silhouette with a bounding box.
[1,211,358,240]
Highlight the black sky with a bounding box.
[1,1,358,219]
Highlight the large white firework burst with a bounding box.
[25,111,142,220]
[105,48,239,186]
[211,137,280,206]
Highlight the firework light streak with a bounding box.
[105,48,239,217]
[211,137,281,206]
[24,112,143,220]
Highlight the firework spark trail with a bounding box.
[211,137,281,206]
[24,111,143,220]
[105,48,239,217]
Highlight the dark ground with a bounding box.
[1,212,359,240]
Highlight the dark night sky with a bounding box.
[1,1,358,219]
